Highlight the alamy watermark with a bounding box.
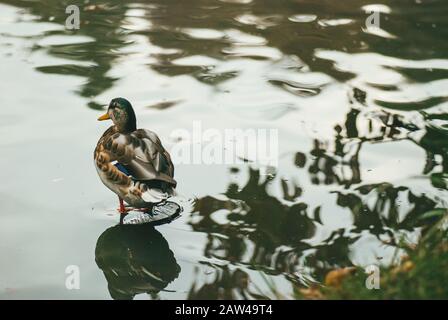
[169,121,279,168]
[365,264,380,290]
[65,5,80,30]
[365,10,381,30]
[65,4,382,32]
[65,265,80,290]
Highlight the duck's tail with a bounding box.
[140,180,176,203]
[141,186,175,203]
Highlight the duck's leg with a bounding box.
[118,198,130,225]
[118,197,126,213]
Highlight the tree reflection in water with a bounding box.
[188,266,269,300]
[187,104,444,296]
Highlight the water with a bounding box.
[0,0,447,299]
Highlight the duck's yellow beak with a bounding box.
[98,113,110,121]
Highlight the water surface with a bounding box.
[0,0,448,299]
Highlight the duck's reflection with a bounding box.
[95,224,180,300]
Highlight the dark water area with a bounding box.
[0,0,447,299]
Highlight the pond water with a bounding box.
[0,0,447,299]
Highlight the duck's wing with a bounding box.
[104,129,176,186]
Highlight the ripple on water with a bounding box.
[182,28,225,40]
[37,35,96,47]
[1,21,63,37]
[269,79,323,97]
[222,46,283,60]
[318,18,354,27]
[288,14,317,23]
[196,70,239,85]
[172,55,219,67]
[224,29,267,46]
[268,64,333,98]
[234,14,283,29]
[315,49,448,112]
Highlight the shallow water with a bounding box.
[0,0,447,299]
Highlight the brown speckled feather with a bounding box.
[94,126,132,188]
[94,126,176,206]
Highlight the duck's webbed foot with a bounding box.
[133,206,154,213]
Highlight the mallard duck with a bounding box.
[95,97,179,223]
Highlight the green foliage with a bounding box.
[297,214,448,300]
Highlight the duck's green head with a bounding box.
[98,97,136,133]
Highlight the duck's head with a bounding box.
[98,97,136,133]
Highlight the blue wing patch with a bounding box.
[114,162,131,176]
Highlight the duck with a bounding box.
[94,97,179,223]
